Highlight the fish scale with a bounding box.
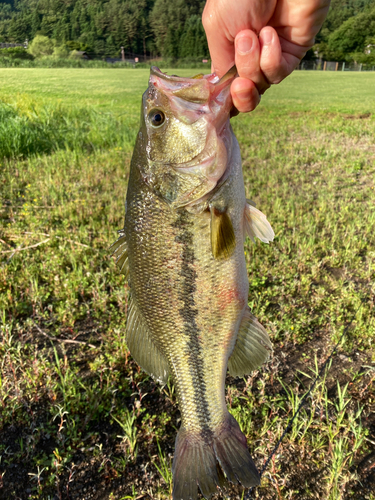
[126,168,233,432]
[111,66,275,499]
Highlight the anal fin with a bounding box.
[127,298,169,385]
[210,206,236,260]
[244,201,274,243]
[228,307,272,377]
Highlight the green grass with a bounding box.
[0,101,137,158]
[0,68,373,112]
[261,71,375,113]
[0,69,374,499]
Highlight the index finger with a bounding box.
[202,7,235,77]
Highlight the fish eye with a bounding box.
[148,109,165,128]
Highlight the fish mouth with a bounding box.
[148,67,236,207]
[150,65,237,84]
[149,66,237,110]
[149,66,237,172]
[150,66,229,85]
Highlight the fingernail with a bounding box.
[236,87,253,102]
[237,36,253,55]
[262,29,273,46]
[234,87,258,112]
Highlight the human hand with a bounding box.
[203,0,331,112]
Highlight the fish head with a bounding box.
[138,66,237,208]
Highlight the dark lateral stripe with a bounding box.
[172,210,212,432]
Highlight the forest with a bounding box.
[0,0,374,62]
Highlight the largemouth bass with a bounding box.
[111,66,274,499]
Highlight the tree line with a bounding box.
[315,0,375,64]
[0,0,374,63]
[0,0,208,59]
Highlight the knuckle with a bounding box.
[237,63,257,80]
[260,62,280,83]
[266,69,287,85]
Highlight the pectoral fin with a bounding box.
[109,229,129,278]
[210,207,236,260]
[228,307,272,377]
[244,201,274,243]
[127,299,169,386]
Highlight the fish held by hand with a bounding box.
[111,65,274,499]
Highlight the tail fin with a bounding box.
[213,413,260,488]
[172,413,260,500]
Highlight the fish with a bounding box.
[110,66,274,499]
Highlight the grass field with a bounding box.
[0,69,374,500]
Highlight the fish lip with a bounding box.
[148,152,215,171]
[150,66,237,88]
[150,66,205,84]
[172,151,216,172]
[149,67,236,127]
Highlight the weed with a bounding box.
[112,407,138,460]
[154,438,173,494]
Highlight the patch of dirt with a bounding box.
[343,113,372,120]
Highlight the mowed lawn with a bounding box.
[0,67,374,112]
[0,69,374,500]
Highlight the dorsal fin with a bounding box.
[210,206,236,260]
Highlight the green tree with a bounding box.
[318,0,375,43]
[7,13,32,42]
[0,46,33,59]
[327,8,375,60]
[70,1,82,41]
[30,9,41,38]
[150,0,204,57]
[179,15,208,58]
[28,34,54,57]
[53,44,69,57]
[6,0,374,62]
[54,12,71,43]
[350,35,375,64]
[163,26,180,58]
